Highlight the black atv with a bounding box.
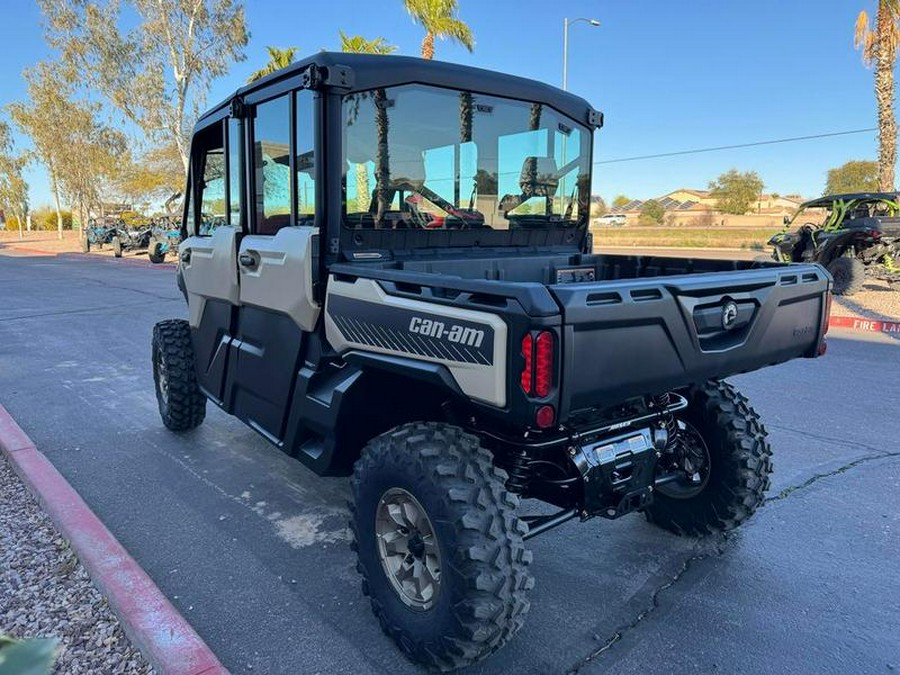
[765,192,900,295]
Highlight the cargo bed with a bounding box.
[331,251,831,425]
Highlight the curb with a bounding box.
[829,315,900,335]
[0,404,228,675]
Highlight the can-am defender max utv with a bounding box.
[152,53,831,671]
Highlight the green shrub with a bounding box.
[639,199,666,225]
[31,207,73,231]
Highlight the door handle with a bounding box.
[239,252,258,268]
[180,249,191,264]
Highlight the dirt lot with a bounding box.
[0,231,142,259]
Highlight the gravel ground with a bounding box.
[831,276,900,320]
[0,455,153,675]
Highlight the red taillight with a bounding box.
[535,405,555,428]
[535,331,553,397]
[520,334,533,394]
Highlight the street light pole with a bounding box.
[562,17,601,91]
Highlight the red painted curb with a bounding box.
[829,315,900,335]
[0,405,228,675]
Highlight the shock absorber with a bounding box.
[652,392,680,454]
[504,451,532,494]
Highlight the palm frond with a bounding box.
[431,17,474,51]
[340,31,397,55]
[855,10,875,64]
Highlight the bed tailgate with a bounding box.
[549,264,831,417]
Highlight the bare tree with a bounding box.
[39,0,249,172]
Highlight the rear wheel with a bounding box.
[827,256,865,295]
[350,422,533,671]
[646,380,772,536]
[148,238,165,264]
[152,319,206,431]
[112,236,123,258]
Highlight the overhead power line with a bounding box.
[594,128,878,165]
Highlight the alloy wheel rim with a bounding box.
[156,352,169,405]
[374,487,441,611]
[657,420,711,499]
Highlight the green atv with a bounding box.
[765,192,900,295]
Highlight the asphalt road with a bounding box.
[1,250,897,675]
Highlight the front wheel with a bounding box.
[148,238,165,264]
[112,236,123,258]
[646,381,772,536]
[350,423,533,671]
[81,235,90,253]
[151,319,206,431]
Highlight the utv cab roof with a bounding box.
[801,192,900,208]
[197,51,601,131]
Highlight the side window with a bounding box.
[253,95,291,234]
[295,90,316,223]
[196,123,226,236]
[227,117,242,227]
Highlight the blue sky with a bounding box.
[0,0,889,208]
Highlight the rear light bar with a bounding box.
[520,331,554,397]
[521,330,557,428]
[535,332,553,397]
[520,334,533,394]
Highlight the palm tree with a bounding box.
[855,2,900,190]
[341,33,398,220]
[339,31,397,55]
[403,0,474,60]
[247,46,299,83]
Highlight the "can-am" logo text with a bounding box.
[409,317,485,348]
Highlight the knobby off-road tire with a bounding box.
[827,256,865,296]
[112,236,123,258]
[148,238,165,264]
[350,422,534,671]
[646,380,772,536]
[151,319,206,431]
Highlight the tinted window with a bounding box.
[196,123,225,236]
[296,90,315,223]
[253,95,291,234]
[342,85,591,231]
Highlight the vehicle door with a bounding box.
[226,88,320,442]
[178,117,243,403]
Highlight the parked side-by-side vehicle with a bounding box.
[151,53,831,671]
[766,192,900,294]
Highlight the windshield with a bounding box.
[342,84,591,230]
